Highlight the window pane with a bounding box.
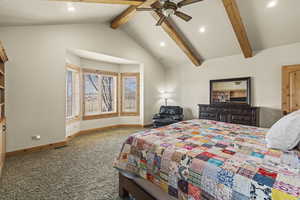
[123,77,137,112]
[100,75,116,113]
[66,70,73,118]
[73,72,80,117]
[84,74,100,115]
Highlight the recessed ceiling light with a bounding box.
[160,42,166,47]
[199,26,206,33]
[68,6,75,12]
[267,0,277,8]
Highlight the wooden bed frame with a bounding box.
[119,172,156,200]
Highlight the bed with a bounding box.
[114,119,300,200]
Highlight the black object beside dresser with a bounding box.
[198,104,260,127]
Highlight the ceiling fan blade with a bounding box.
[156,15,167,26]
[174,11,192,22]
[177,0,203,8]
[136,7,155,11]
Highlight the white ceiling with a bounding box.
[0,0,300,67]
[0,0,127,26]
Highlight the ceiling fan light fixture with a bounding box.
[163,8,175,17]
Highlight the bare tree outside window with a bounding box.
[83,70,117,119]
[121,73,140,116]
[123,77,137,112]
[84,74,100,115]
[101,76,115,112]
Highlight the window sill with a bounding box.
[83,113,119,120]
[120,112,140,116]
[66,116,80,124]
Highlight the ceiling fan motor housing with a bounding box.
[162,1,177,16]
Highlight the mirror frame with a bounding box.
[210,77,251,106]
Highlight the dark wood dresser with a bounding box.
[198,104,260,127]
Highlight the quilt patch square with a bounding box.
[178,190,188,200]
[168,185,179,198]
[217,168,234,188]
[188,183,202,200]
[172,151,184,163]
[215,143,228,149]
[273,180,300,197]
[258,168,277,179]
[202,143,213,149]
[272,188,299,200]
[253,173,275,187]
[178,179,189,194]
[251,152,265,159]
[195,154,210,161]
[232,191,250,200]
[233,174,251,197]
[190,157,206,172]
[222,149,236,155]
[215,184,233,200]
[208,158,224,167]
[250,181,272,200]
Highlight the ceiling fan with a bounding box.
[136,0,204,25]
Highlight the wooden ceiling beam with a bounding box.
[111,0,157,29]
[51,0,145,6]
[111,6,138,29]
[151,11,202,66]
[222,0,252,58]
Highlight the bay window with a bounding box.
[83,69,118,120]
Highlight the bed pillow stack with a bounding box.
[266,110,300,151]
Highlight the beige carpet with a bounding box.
[0,127,144,200]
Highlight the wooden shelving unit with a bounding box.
[212,89,247,103]
[0,41,8,176]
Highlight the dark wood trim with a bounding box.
[6,141,68,157]
[119,172,156,200]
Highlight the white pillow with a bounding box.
[266,110,300,151]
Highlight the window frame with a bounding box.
[120,72,140,116]
[66,64,81,123]
[82,68,119,120]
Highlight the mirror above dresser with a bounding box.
[210,77,251,106]
[199,77,260,127]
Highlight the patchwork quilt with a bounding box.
[114,119,300,200]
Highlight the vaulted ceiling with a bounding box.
[0,0,300,67]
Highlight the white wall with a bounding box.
[0,23,165,152]
[165,42,300,128]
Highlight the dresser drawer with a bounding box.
[199,112,218,120]
[198,104,259,127]
[230,114,253,125]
